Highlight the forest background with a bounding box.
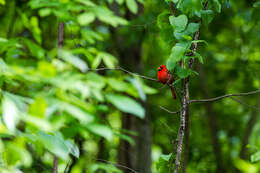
[0,0,260,173]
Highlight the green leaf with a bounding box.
[87,124,113,140]
[201,10,214,25]
[61,102,94,124]
[156,153,173,173]
[126,0,138,14]
[65,140,80,158]
[235,159,258,173]
[166,58,176,71]
[107,78,131,92]
[92,56,102,68]
[23,38,45,59]
[0,0,5,5]
[60,50,88,72]
[194,52,204,64]
[37,132,69,160]
[114,132,135,145]
[96,52,118,68]
[253,2,260,7]
[213,0,221,13]
[169,14,188,32]
[157,11,171,29]
[106,94,145,118]
[128,77,146,101]
[251,151,260,163]
[173,23,199,40]
[2,95,19,132]
[38,8,52,17]
[2,143,32,166]
[77,12,95,25]
[191,40,208,46]
[176,67,197,79]
[160,153,172,161]
[86,72,106,89]
[21,114,52,132]
[169,44,186,62]
[28,97,47,118]
[181,35,192,40]
[38,61,57,77]
[115,0,124,5]
[142,84,157,94]
[186,22,200,34]
[93,6,128,27]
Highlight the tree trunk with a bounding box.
[110,3,151,173]
[199,65,225,173]
[182,107,190,173]
[117,44,152,173]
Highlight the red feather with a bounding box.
[157,65,176,99]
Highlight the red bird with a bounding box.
[157,65,176,99]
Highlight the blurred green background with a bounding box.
[0,0,260,172]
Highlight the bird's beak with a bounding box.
[157,67,161,70]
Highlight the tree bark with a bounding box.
[53,22,64,173]
[182,107,190,173]
[110,3,151,173]
[174,78,189,173]
[53,156,58,173]
[117,42,152,173]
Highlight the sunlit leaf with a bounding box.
[60,50,88,72]
[2,95,19,132]
[169,14,188,32]
[65,140,80,158]
[251,151,260,163]
[106,94,145,118]
[61,102,95,124]
[128,77,146,101]
[77,12,95,25]
[126,0,138,14]
[87,124,113,140]
[37,132,69,160]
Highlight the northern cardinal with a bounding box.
[157,65,176,99]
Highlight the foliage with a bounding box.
[0,0,260,172]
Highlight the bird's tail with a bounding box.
[169,85,176,99]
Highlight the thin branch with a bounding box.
[58,22,64,49]
[189,89,260,103]
[169,2,176,16]
[230,97,260,110]
[96,159,139,173]
[159,106,181,114]
[53,156,58,173]
[88,67,158,82]
[91,67,260,105]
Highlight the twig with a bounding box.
[159,106,181,114]
[96,159,139,173]
[58,23,64,49]
[88,67,158,82]
[230,97,260,110]
[64,159,71,173]
[189,89,260,103]
[91,68,260,106]
[53,156,58,173]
